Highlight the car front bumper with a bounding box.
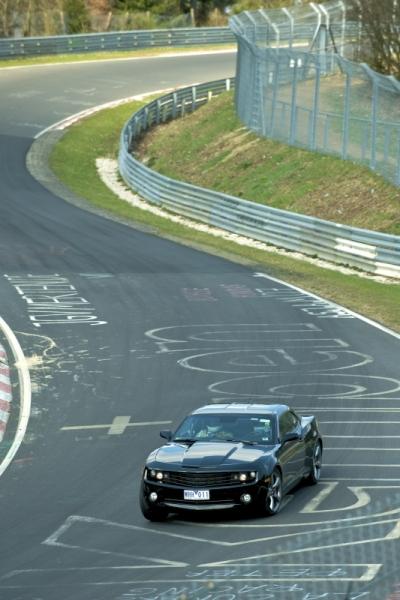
[142,477,269,511]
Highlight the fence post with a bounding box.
[310,55,321,150]
[260,9,280,48]
[269,54,280,135]
[341,63,351,159]
[361,65,379,171]
[289,57,299,144]
[281,8,294,48]
[338,0,347,57]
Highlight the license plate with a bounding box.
[184,489,210,501]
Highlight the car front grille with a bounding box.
[165,471,237,487]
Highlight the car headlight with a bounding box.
[233,471,257,482]
[146,469,168,481]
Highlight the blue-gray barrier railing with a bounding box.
[0,22,359,60]
[0,27,235,58]
[118,80,400,279]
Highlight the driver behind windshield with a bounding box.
[195,416,233,440]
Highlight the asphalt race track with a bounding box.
[0,51,399,600]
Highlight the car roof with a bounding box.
[191,403,290,416]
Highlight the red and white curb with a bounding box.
[0,344,11,442]
[0,317,31,479]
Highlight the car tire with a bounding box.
[139,485,169,522]
[306,441,322,485]
[260,468,283,516]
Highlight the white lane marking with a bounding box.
[321,421,400,424]
[300,481,339,513]
[0,564,382,584]
[386,521,400,539]
[108,416,131,435]
[326,447,400,451]
[300,407,400,412]
[186,564,382,583]
[43,516,187,567]
[35,85,189,139]
[1,48,236,72]
[200,518,400,566]
[43,513,400,550]
[0,319,31,479]
[324,478,400,481]
[254,272,400,341]
[61,419,172,432]
[301,485,379,514]
[185,487,400,528]
[325,435,400,438]
[325,463,400,467]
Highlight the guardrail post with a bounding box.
[172,92,178,119]
[192,86,196,112]
[156,99,161,125]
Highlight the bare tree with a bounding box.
[349,0,400,78]
[0,0,13,36]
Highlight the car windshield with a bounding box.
[173,413,276,445]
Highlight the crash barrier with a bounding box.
[119,79,400,279]
[230,0,400,187]
[0,21,360,60]
[0,27,235,58]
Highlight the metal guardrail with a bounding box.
[0,27,235,59]
[0,22,359,60]
[119,80,400,279]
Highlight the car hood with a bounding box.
[152,441,272,468]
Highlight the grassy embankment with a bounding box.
[49,92,400,332]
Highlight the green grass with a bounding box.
[0,44,234,69]
[138,92,400,235]
[49,94,400,333]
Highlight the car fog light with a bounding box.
[240,493,252,504]
[149,492,158,503]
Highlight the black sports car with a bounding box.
[140,403,322,521]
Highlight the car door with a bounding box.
[277,410,307,491]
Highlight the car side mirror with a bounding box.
[160,430,172,441]
[282,431,301,443]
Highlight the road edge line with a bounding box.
[0,319,31,478]
[254,272,400,342]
